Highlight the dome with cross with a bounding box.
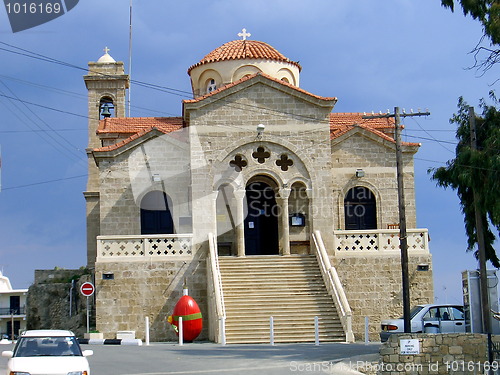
[188,29,301,98]
[97,47,116,64]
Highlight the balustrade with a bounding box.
[97,234,193,261]
[333,229,429,255]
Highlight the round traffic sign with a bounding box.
[80,282,95,297]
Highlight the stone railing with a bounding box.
[333,228,429,255]
[207,233,226,344]
[96,234,193,262]
[312,230,354,343]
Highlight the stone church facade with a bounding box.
[83,36,433,342]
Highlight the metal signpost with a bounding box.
[80,282,95,333]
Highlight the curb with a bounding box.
[329,354,379,375]
[78,338,143,346]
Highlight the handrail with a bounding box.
[312,230,355,343]
[208,233,226,344]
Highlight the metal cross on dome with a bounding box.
[238,28,251,40]
[103,46,110,54]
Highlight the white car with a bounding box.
[2,329,93,375]
[380,303,465,342]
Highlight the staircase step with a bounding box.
[218,255,346,343]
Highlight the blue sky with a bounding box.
[0,0,497,305]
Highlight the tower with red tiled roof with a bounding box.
[188,29,301,98]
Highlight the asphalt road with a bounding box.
[0,341,381,375]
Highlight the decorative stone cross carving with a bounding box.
[229,154,248,172]
[238,28,251,40]
[252,146,270,164]
[276,154,293,171]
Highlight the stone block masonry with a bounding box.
[95,257,207,342]
[333,254,433,342]
[378,333,500,375]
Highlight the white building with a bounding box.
[0,272,28,338]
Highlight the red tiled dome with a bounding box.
[188,40,301,73]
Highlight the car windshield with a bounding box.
[13,336,82,357]
[399,306,424,320]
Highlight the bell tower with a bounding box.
[83,48,129,267]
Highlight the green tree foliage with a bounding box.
[429,96,500,266]
[441,0,500,71]
[441,0,500,43]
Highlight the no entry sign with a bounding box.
[80,282,95,297]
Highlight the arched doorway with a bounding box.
[244,180,279,255]
[140,191,174,234]
[344,186,377,230]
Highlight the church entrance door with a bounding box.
[244,181,279,255]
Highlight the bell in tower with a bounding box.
[83,47,130,268]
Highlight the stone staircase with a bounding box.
[218,255,346,344]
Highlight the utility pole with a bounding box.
[363,107,430,333]
[468,106,491,335]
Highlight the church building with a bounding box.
[83,31,433,343]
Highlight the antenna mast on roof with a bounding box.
[127,0,133,117]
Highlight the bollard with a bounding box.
[270,316,275,346]
[145,316,150,346]
[220,316,226,346]
[315,316,319,346]
[179,317,183,346]
[364,316,369,345]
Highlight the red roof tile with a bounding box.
[330,113,420,147]
[94,113,419,154]
[188,40,301,73]
[94,117,183,153]
[184,72,337,104]
[97,117,183,134]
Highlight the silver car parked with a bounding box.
[380,303,465,342]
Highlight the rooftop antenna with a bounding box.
[127,0,133,117]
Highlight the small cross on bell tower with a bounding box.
[237,28,251,40]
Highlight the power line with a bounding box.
[404,134,457,145]
[1,174,87,191]
[0,92,92,119]
[408,117,455,154]
[0,84,86,164]
[0,41,331,123]
[0,129,84,133]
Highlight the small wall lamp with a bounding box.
[257,123,265,136]
[355,169,365,178]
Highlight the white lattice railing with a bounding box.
[96,234,193,261]
[312,230,354,343]
[333,229,430,255]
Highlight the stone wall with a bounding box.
[331,130,418,229]
[379,333,500,375]
[27,269,92,338]
[333,254,434,341]
[95,256,207,341]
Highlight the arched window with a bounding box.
[344,187,377,230]
[140,191,174,235]
[206,79,217,94]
